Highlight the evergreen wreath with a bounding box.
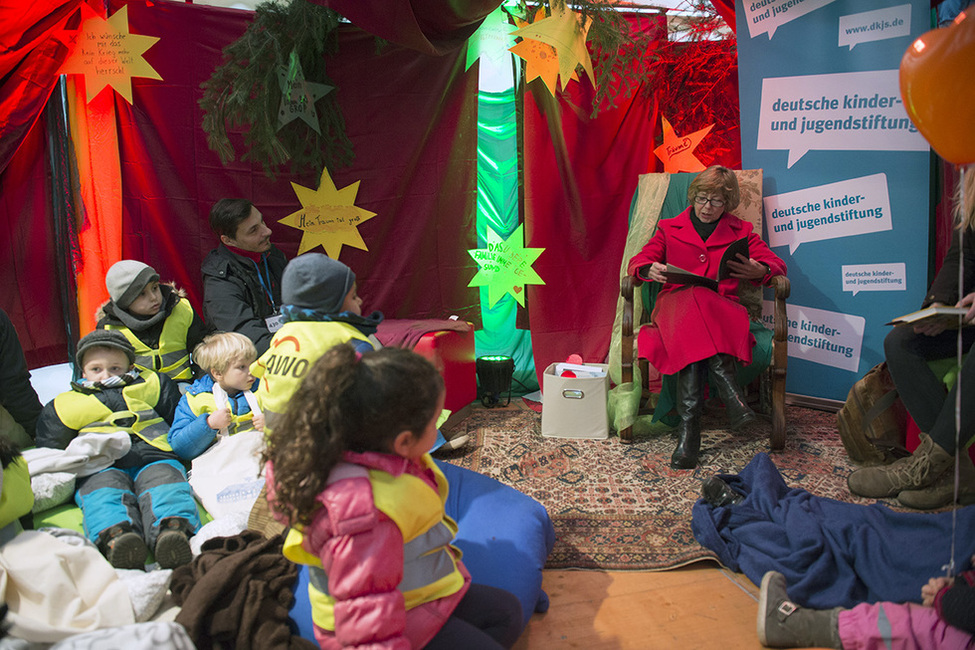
[199,0,353,178]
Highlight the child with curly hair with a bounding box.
[264,344,522,649]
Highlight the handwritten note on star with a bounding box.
[468,225,544,307]
[277,50,333,134]
[510,3,593,96]
[653,115,713,173]
[58,4,161,104]
[279,168,376,258]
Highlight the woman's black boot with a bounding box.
[707,354,757,430]
[672,362,705,470]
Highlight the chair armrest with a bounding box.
[769,275,790,342]
[620,275,644,386]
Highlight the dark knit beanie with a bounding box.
[76,330,136,367]
[282,253,355,314]
[106,260,159,309]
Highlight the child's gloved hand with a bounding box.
[207,409,232,431]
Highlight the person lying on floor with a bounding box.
[757,567,975,649]
[97,259,207,386]
[35,330,200,569]
[848,168,975,509]
[627,165,787,469]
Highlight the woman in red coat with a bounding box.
[627,166,787,469]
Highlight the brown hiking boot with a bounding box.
[899,453,975,510]
[154,518,193,569]
[99,525,149,570]
[847,434,953,498]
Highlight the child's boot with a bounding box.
[757,571,843,649]
[99,523,149,570]
[154,517,193,569]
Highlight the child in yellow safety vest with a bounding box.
[263,344,522,649]
[35,330,200,570]
[97,260,207,385]
[169,331,264,460]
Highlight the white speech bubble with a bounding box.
[841,262,907,296]
[838,5,911,50]
[763,301,865,372]
[743,0,837,40]
[765,173,892,254]
[758,70,929,167]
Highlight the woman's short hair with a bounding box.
[209,198,254,240]
[194,331,257,375]
[687,166,741,213]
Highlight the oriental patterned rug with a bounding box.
[440,404,883,571]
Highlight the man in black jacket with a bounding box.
[201,199,288,356]
[0,307,43,449]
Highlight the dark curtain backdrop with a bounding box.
[0,0,80,367]
[523,14,670,377]
[116,0,480,326]
[0,117,70,368]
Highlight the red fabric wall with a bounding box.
[114,0,480,327]
[0,118,71,368]
[523,15,671,376]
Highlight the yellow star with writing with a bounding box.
[279,168,376,258]
[58,4,161,104]
[468,225,545,308]
[510,2,593,95]
[653,116,714,173]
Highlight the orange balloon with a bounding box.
[900,10,975,165]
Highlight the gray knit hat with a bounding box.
[105,260,159,309]
[76,330,136,367]
[282,253,355,314]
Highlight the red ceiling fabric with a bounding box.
[0,0,81,175]
[524,14,667,379]
[313,0,502,56]
[116,0,480,326]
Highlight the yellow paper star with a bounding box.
[58,4,161,104]
[653,116,714,173]
[510,2,593,94]
[468,225,545,308]
[279,168,376,258]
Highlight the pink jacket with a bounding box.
[267,452,469,649]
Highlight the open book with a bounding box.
[662,237,750,291]
[886,305,970,327]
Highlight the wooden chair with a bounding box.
[610,170,790,449]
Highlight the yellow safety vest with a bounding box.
[53,373,173,451]
[183,390,258,436]
[0,457,33,529]
[283,455,464,632]
[252,320,376,432]
[105,298,195,381]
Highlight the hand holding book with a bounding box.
[887,293,975,333]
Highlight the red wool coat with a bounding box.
[627,207,787,375]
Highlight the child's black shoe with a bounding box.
[154,519,193,569]
[99,525,148,570]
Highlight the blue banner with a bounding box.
[737,0,932,401]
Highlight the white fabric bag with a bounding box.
[187,385,266,520]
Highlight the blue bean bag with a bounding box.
[289,460,555,639]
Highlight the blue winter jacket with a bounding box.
[168,374,260,460]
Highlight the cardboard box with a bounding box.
[541,362,610,440]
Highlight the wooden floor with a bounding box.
[513,562,823,650]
